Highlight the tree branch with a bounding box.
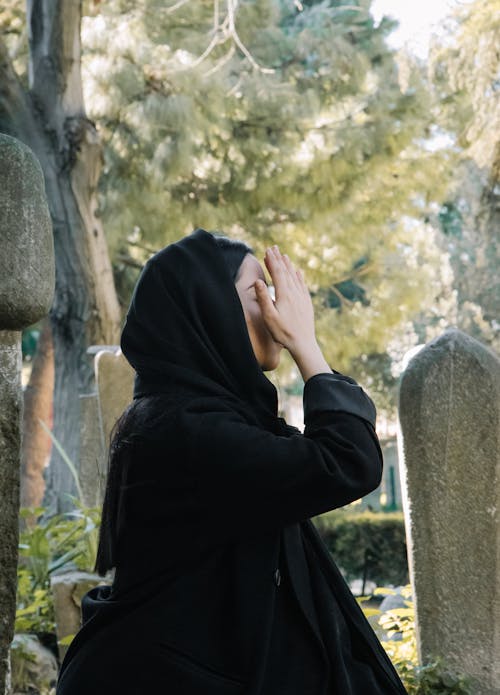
[227,0,275,74]
[204,44,235,77]
[167,0,275,75]
[165,0,191,13]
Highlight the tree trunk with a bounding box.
[0,1,121,514]
[20,318,54,513]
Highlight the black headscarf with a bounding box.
[120,228,285,432]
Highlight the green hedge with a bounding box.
[311,509,408,588]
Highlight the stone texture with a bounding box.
[10,634,58,693]
[78,393,106,508]
[50,571,111,660]
[398,328,500,694]
[378,587,409,614]
[0,134,55,695]
[76,347,134,507]
[0,332,23,694]
[0,134,54,330]
[377,587,410,644]
[94,348,134,452]
[73,345,135,506]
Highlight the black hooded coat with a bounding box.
[55,228,408,694]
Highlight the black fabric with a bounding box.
[303,372,377,427]
[120,227,280,432]
[56,228,408,694]
[259,536,327,694]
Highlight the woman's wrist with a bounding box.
[288,339,333,383]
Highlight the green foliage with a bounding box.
[413,662,473,695]
[10,638,38,693]
[16,500,100,637]
[312,509,408,586]
[361,586,474,694]
[0,0,28,84]
[39,420,85,502]
[77,0,452,398]
[426,0,500,357]
[372,585,418,687]
[10,635,55,695]
[430,0,500,169]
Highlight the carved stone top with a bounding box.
[0,134,54,330]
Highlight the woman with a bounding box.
[56,228,408,694]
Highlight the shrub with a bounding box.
[312,508,408,587]
[360,586,474,694]
[16,499,100,637]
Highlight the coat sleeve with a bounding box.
[182,371,383,544]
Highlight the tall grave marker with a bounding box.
[398,329,500,694]
[0,134,54,693]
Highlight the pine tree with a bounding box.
[81,0,452,402]
[429,0,500,354]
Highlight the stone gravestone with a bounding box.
[0,134,54,694]
[78,391,106,508]
[78,347,134,507]
[50,350,132,663]
[95,348,134,456]
[398,329,500,694]
[50,571,112,660]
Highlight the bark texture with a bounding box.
[0,1,121,513]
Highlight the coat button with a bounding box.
[274,568,281,586]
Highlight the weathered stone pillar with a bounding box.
[78,346,134,507]
[50,571,111,660]
[94,348,134,456]
[398,328,500,694]
[0,134,54,694]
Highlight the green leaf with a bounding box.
[58,633,76,646]
[38,419,84,501]
[374,586,397,596]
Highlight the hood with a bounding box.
[120,228,281,429]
